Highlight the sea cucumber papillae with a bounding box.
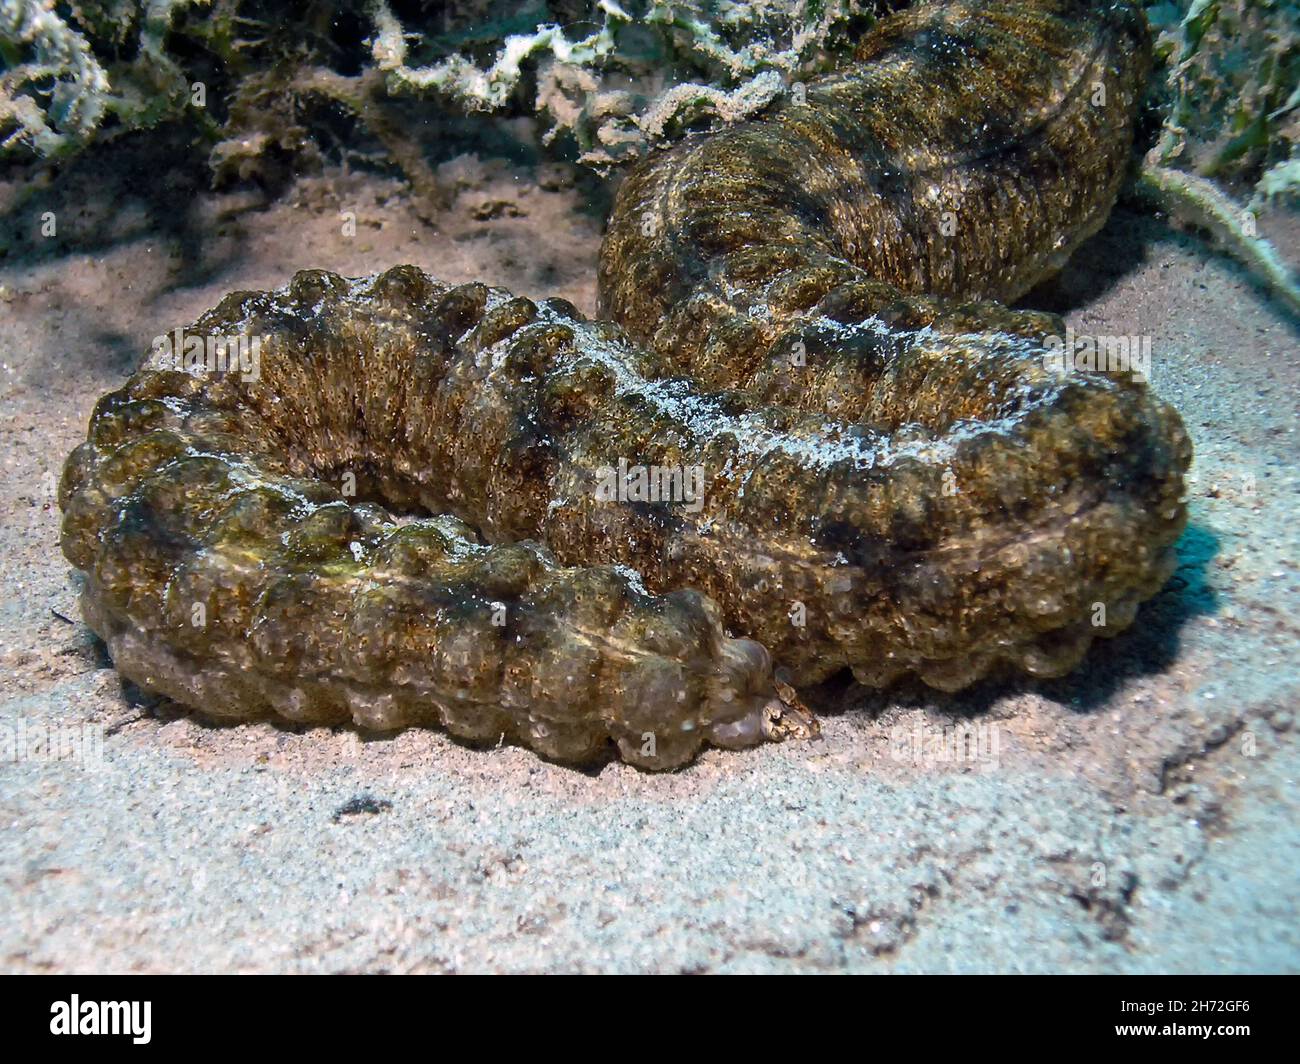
[60,0,1192,769]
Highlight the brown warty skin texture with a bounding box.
[61,0,1191,769]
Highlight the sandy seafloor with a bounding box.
[0,126,1297,973]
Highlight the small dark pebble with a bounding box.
[332,794,393,823]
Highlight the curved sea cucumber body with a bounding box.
[60,0,1190,768]
[60,272,805,770]
[594,0,1189,690]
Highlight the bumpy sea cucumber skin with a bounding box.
[593,0,1188,689]
[59,272,799,770]
[61,0,1191,768]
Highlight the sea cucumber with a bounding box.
[59,0,1192,769]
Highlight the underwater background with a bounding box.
[0,1,1296,971]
